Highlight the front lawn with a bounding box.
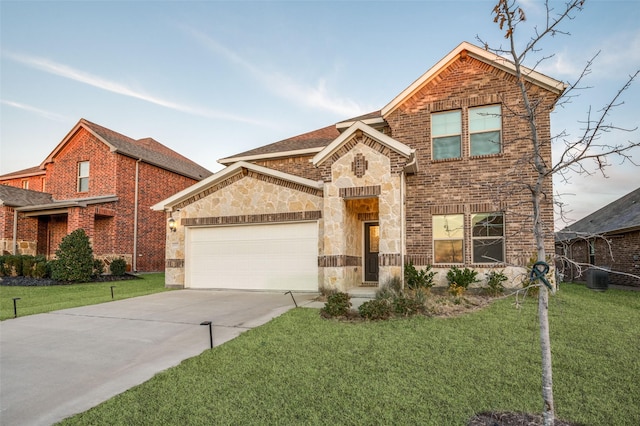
[0,273,169,320]
[59,284,640,425]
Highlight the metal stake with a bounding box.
[284,291,298,307]
[13,297,21,318]
[110,286,116,300]
[200,321,213,349]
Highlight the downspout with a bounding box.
[400,172,405,290]
[133,159,141,272]
[12,208,18,255]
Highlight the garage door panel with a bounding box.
[186,222,318,291]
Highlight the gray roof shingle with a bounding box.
[557,187,640,240]
[80,119,212,180]
[0,185,54,207]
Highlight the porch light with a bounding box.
[168,217,177,232]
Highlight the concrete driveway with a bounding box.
[0,290,318,426]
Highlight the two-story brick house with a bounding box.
[153,42,565,291]
[0,118,211,272]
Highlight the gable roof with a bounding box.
[218,42,566,167]
[0,166,46,180]
[381,41,567,117]
[218,124,340,165]
[312,121,414,166]
[0,184,54,207]
[152,161,323,211]
[41,119,212,181]
[557,187,640,240]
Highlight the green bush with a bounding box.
[2,255,24,276]
[358,299,392,320]
[51,229,95,282]
[446,266,479,290]
[485,270,507,296]
[404,261,436,290]
[93,259,105,277]
[393,295,424,317]
[321,292,352,317]
[110,258,127,276]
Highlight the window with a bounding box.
[432,110,461,160]
[78,161,89,192]
[470,105,501,156]
[21,180,29,189]
[433,214,464,263]
[472,213,505,263]
[588,240,595,265]
[41,177,46,192]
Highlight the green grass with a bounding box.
[0,273,170,320]
[58,283,639,425]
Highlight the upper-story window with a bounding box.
[431,110,461,160]
[21,180,29,189]
[77,161,90,192]
[469,105,502,156]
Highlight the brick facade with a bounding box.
[0,120,209,272]
[558,231,640,287]
[387,56,556,267]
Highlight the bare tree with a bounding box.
[480,1,639,425]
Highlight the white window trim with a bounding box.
[471,213,505,264]
[469,105,502,157]
[431,110,462,161]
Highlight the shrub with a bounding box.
[110,258,127,276]
[446,266,479,290]
[404,261,436,290]
[51,229,95,282]
[358,299,392,320]
[93,259,105,277]
[2,255,24,276]
[393,295,424,317]
[485,270,507,296]
[22,255,36,277]
[33,256,49,278]
[448,283,465,297]
[321,292,352,317]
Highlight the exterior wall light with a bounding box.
[168,217,177,232]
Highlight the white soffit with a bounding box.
[151,161,322,211]
[381,41,566,117]
[217,147,324,165]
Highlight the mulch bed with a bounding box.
[468,411,583,425]
[0,274,140,286]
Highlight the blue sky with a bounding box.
[1,0,639,228]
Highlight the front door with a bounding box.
[364,222,379,282]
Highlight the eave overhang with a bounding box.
[312,121,414,167]
[151,161,323,212]
[381,41,567,117]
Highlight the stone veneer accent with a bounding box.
[166,259,185,268]
[182,211,321,226]
[164,171,324,288]
[318,255,361,267]
[339,185,381,199]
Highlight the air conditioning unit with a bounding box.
[586,268,609,291]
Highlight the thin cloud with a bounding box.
[3,50,270,126]
[184,27,368,117]
[1,99,66,121]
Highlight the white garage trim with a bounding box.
[185,222,318,291]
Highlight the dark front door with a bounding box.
[364,223,379,282]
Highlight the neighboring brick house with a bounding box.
[153,42,565,291]
[0,119,211,272]
[556,187,640,287]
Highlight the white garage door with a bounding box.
[186,222,318,291]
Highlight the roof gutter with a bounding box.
[133,159,141,272]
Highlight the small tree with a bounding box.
[51,229,95,282]
[481,1,639,424]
